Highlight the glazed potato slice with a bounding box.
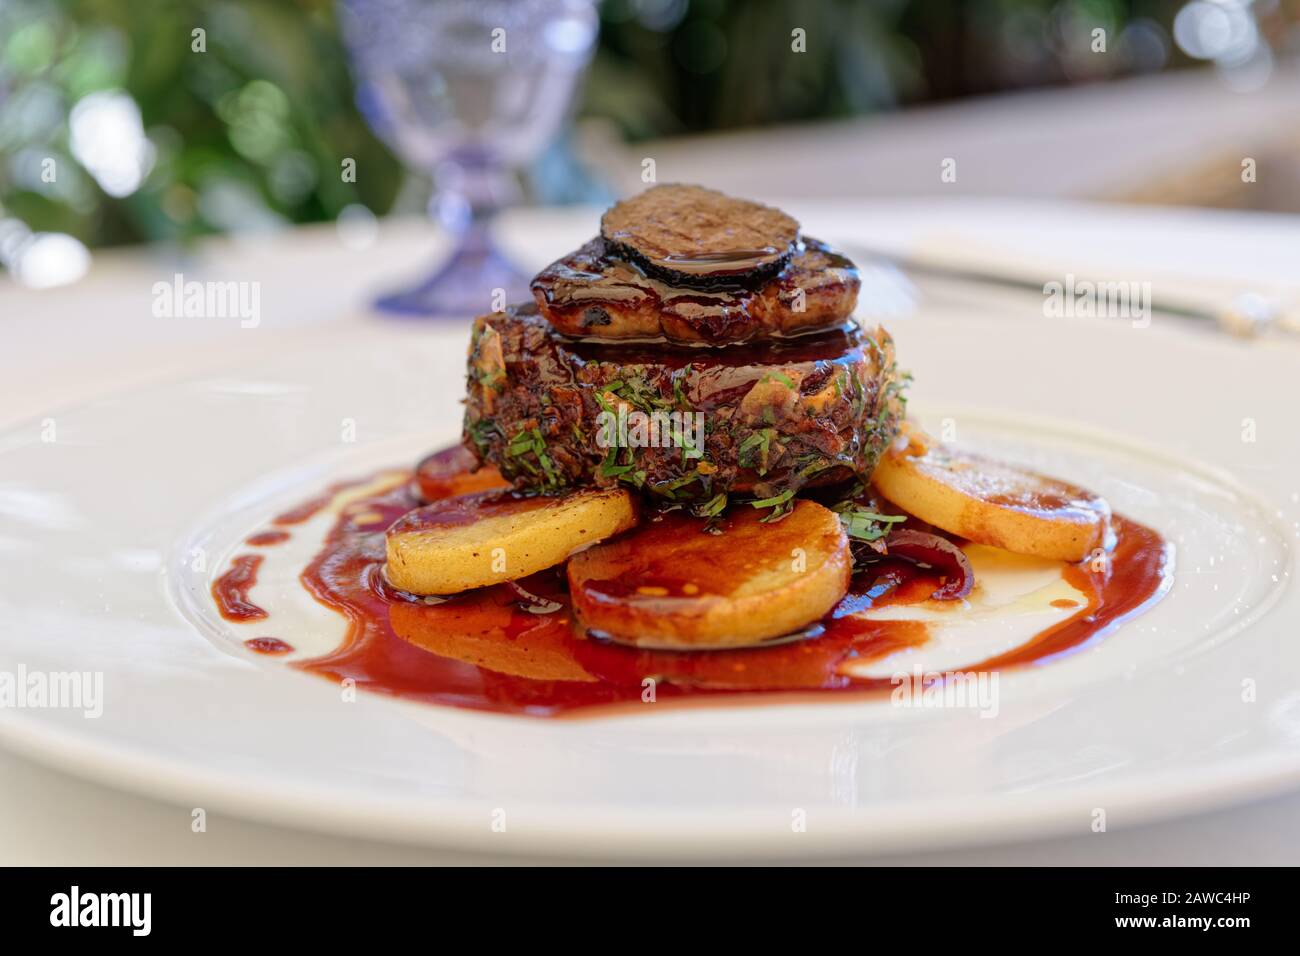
[872,429,1110,562]
[389,586,595,682]
[386,488,637,595]
[412,444,507,502]
[567,500,851,649]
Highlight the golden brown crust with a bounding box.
[567,501,851,649]
[385,488,638,594]
[531,237,860,345]
[872,434,1110,562]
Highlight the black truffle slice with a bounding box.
[600,184,800,287]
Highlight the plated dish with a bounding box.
[2,197,1295,857]
[210,185,1172,717]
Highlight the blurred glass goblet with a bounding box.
[339,0,598,317]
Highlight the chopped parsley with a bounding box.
[737,428,775,475]
[693,492,728,518]
[831,501,906,542]
[507,426,561,490]
[750,488,796,523]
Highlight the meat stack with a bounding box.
[463,184,904,510]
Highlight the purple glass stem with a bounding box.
[374,216,532,318]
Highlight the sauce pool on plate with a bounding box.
[206,473,1171,718]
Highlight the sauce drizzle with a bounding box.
[271,476,377,526]
[245,636,294,655]
[212,554,268,622]
[246,529,291,547]
[235,473,1175,718]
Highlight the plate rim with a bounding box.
[2,702,1299,859]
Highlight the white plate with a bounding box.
[1,296,1298,860]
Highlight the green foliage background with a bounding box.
[1,0,398,248]
[0,0,1181,249]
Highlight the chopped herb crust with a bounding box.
[462,305,906,504]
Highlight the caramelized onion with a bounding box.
[884,529,974,600]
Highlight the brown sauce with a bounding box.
[556,311,866,371]
[389,489,559,534]
[245,636,294,655]
[246,529,291,547]
[271,475,378,526]
[659,248,783,271]
[239,473,1174,718]
[569,505,836,601]
[973,520,1168,669]
[212,554,268,622]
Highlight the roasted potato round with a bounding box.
[871,428,1110,563]
[412,445,507,502]
[389,586,594,682]
[386,488,637,595]
[567,500,851,649]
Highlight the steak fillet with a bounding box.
[531,236,860,345]
[463,305,905,505]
